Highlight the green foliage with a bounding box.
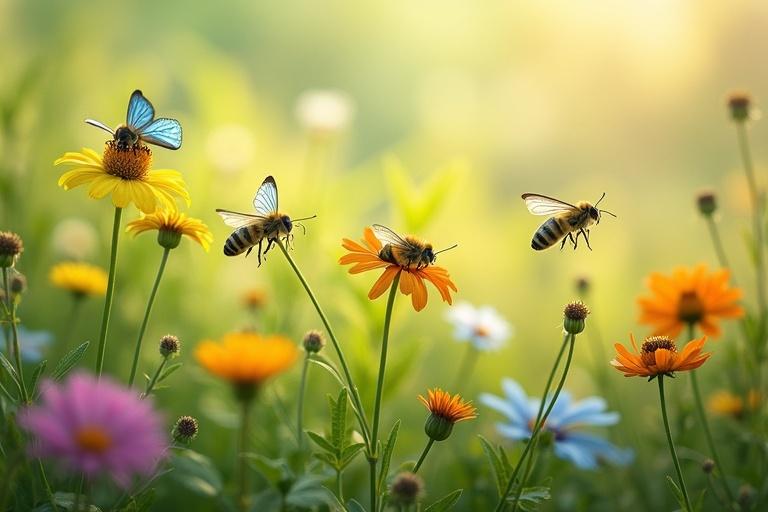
[478,435,511,498]
[29,359,46,398]
[307,389,366,472]
[377,420,401,495]
[507,486,552,511]
[168,450,223,497]
[424,489,463,511]
[51,341,89,381]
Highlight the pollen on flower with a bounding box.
[75,425,112,454]
[640,336,676,366]
[564,301,589,320]
[102,141,152,180]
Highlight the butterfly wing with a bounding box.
[252,176,279,215]
[126,90,155,131]
[84,119,115,135]
[372,224,412,250]
[522,193,579,216]
[138,118,183,150]
[215,209,266,229]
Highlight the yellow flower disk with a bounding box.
[49,262,108,297]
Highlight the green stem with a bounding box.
[37,460,57,512]
[95,207,122,377]
[297,351,311,449]
[3,267,27,403]
[237,398,252,512]
[687,325,737,509]
[370,273,401,512]
[658,375,692,511]
[452,344,479,390]
[412,438,435,474]
[128,247,170,386]
[496,333,575,512]
[335,469,344,504]
[705,217,733,275]
[63,296,84,349]
[142,355,168,399]
[275,240,371,445]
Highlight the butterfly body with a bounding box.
[86,90,182,150]
[522,194,614,251]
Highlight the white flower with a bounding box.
[205,124,256,175]
[294,89,354,134]
[51,218,97,260]
[445,301,512,351]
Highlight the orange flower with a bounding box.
[610,334,711,379]
[339,227,457,312]
[419,388,477,423]
[638,265,744,339]
[195,332,298,385]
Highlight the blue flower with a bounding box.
[6,328,54,363]
[480,378,634,470]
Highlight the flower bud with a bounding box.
[157,228,182,250]
[159,334,181,358]
[302,330,325,353]
[389,472,424,506]
[424,413,454,441]
[575,276,590,296]
[727,92,752,123]
[701,458,715,474]
[563,301,589,334]
[172,415,199,443]
[10,271,27,296]
[738,484,755,510]
[696,191,717,217]
[0,231,23,268]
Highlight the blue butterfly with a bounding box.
[85,90,183,150]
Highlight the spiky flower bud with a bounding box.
[0,231,23,268]
[696,191,717,217]
[389,472,424,506]
[172,415,199,443]
[563,301,589,334]
[575,276,590,296]
[157,228,182,250]
[727,92,752,122]
[10,271,26,296]
[159,334,181,358]
[302,330,325,353]
[701,458,715,474]
[424,414,454,441]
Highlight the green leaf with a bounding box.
[509,486,551,511]
[306,431,337,454]
[157,362,183,383]
[285,475,336,508]
[377,420,401,494]
[312,451,338,469]
[345,499,367,512]
[116,489,156,512]
[30,360,47,397]
[479,435,508,498]
[331,388,348,451]
[242,453,291,485]
[169,449,223,497]
[52,341,89,381]
[31,492,103,511]
[424,489,463,511]
[251,488,283,512]
[0,351,21,398]
[665,475,686,511]
[339,442,365,469]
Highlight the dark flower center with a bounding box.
[678,291,704,324]
[103,141,152,180]
[641,336,676,366]
[75,425,112,454]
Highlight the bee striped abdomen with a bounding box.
[531,218,565,250]
[224,225,260,256]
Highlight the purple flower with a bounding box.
[19,372,167,487]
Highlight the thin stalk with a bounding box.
[412,438,435,474]
[37,460,57,512]
[658,375,692,511]
[128,247,170,386]
[95,207,122,376]
[705,217,733,276]
[369,274,401,512]
[63,296,84,349]
[335,469,344,503]
[687,324,736,509]
[237,398,252,512]
[142,355,168,399]
[452,344,479,390]
[296,351,311,449]
[3,267,27,403]
[496,334,575,512]
[275,240,371,445]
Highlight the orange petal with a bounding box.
[368,267,400,300]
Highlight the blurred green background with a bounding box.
[1,0,767,510]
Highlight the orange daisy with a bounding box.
[610,334,711,379]
[339,227,457,312]
[418,388,477,423]
[638,264,744,339]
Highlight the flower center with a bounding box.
[102,141,152,180]
[74,425,112,454]
[640,336,676,366]
[677,291,704,324]
[473,325,490,338]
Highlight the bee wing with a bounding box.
[372,224,411,249]
[252,176,279,215]
[216,209,266,229]
[85,119,115,135]
[522,193,579,216]
[138,118,182,150]
[126,90,155,131]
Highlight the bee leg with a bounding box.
[582,228,592,251]
[568,232,577,250]
[559,237,568,251]
[245,246,254,258]
[257,240,264,266]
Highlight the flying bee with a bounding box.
[85,90,183,150]
[216,176,315,265]
[522,193,616,251]
[372,224,457,269]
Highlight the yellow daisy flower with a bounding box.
[126,208,213,251]
[49,262,108,297]
[55,143,190,214]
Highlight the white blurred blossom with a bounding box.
[205,124,256,175]
[445,301,512,352]
[295,89,354,135]
[52,218,97,260]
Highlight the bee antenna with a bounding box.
[599,209,617,218]
[294,222,308,235]
[434,243,458,255]
[594,192,607,207]
[292,214,317,222]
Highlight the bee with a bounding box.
[216,176,315,264]
[85,90,182,150]
[372,224,457,269]
[522,193,616,251]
